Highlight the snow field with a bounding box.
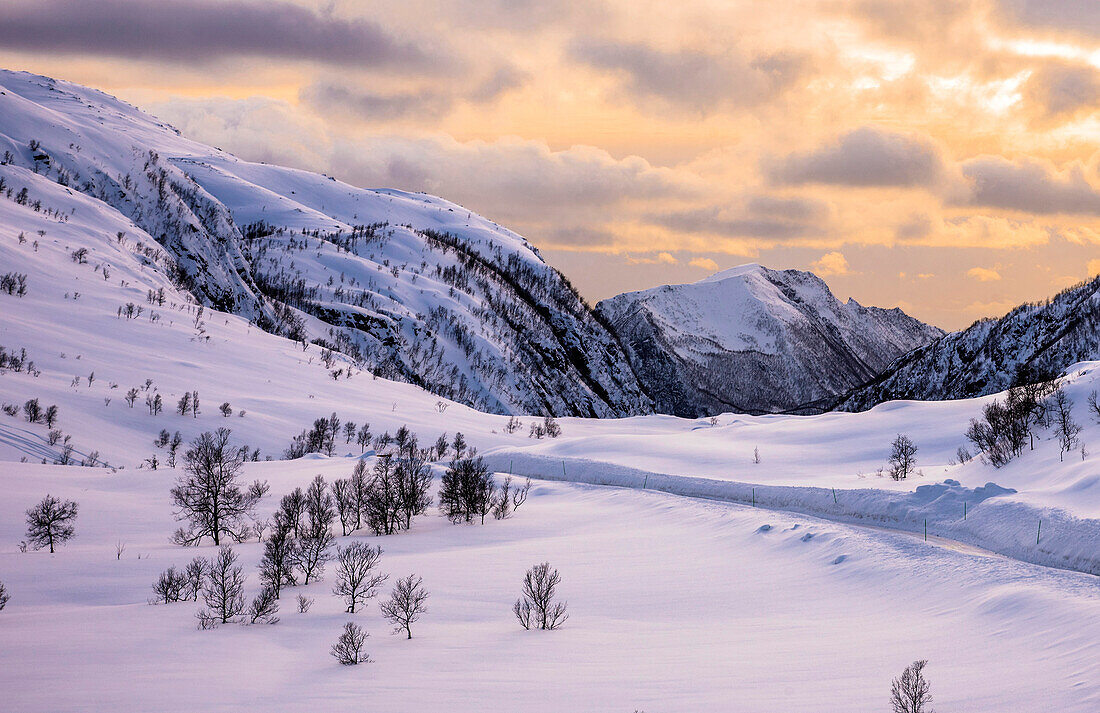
[0,458,1097,712]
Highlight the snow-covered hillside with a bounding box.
[595,263,941,415]
[0,69,649,417]
[837,275,1100,411]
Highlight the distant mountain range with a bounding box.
[5,69,1090,421]
[595,264,942,415]
[835,276,1100,411]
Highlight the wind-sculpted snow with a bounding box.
[836,275,1100,411]
[482,453,1100,576]
[0,69,650,417]
[596,263,941,415]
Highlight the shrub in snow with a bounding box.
[25,494,78,553]
[891,659,933,713]
[379,574,429,640]
[296,595,313,614]
[332,542,386,614]
[331,622,370,665]
[0,578,9,610]
[514,562,568,631]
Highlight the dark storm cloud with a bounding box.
[0,0,443,69]
[767,127,945,188]
[569,38,808,113]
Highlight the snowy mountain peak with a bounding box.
[596,265,942,415]
[696,262,766,283]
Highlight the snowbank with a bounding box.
[483,452,1100,576]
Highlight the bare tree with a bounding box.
[1089,390,1100,422]
[364,456,401,536]
[1051,389,1082,462]
[356,423,372,453]
[350,459,369,530]
[331,622,370,665]
[395,440,432,530]
[201,545,246,625]
[379,574,429,639]
[514,562,568,630]
[25,494,78,552]
[889,434,918,480]
[23,398,42,423]
[0,578,8,610]
[511,477,532,512]
[152,566,187,603]
[247,586,280,624]
[293,475,336,583]
[293,527,335,585]
[296,594,313,613]
[493,476,514,520]
[891,659,933,713]
[333,542,387,613]
[184,556,209,601]
[332,478,356,536]
[440,454,494,524]
[277,487,307,538]
[170,429,258,545]
[542,416,562,438]
[258,517,298,598]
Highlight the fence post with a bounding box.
[832,487,837,504]
[963,501,966,520]
[1037,519,1042,545]
[752,487,755,507]
[642,474,648,490]
[924,519,927,542]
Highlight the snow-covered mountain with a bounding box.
[836,275,1100,411]
[0,69,650,417]
[595,264,942,415]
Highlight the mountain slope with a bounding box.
[835,276,1100,411]
[0,69,650,417]
[595,264,942,415]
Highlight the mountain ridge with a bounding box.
[595,263,943,416]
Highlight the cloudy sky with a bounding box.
[2,0,1100,328]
